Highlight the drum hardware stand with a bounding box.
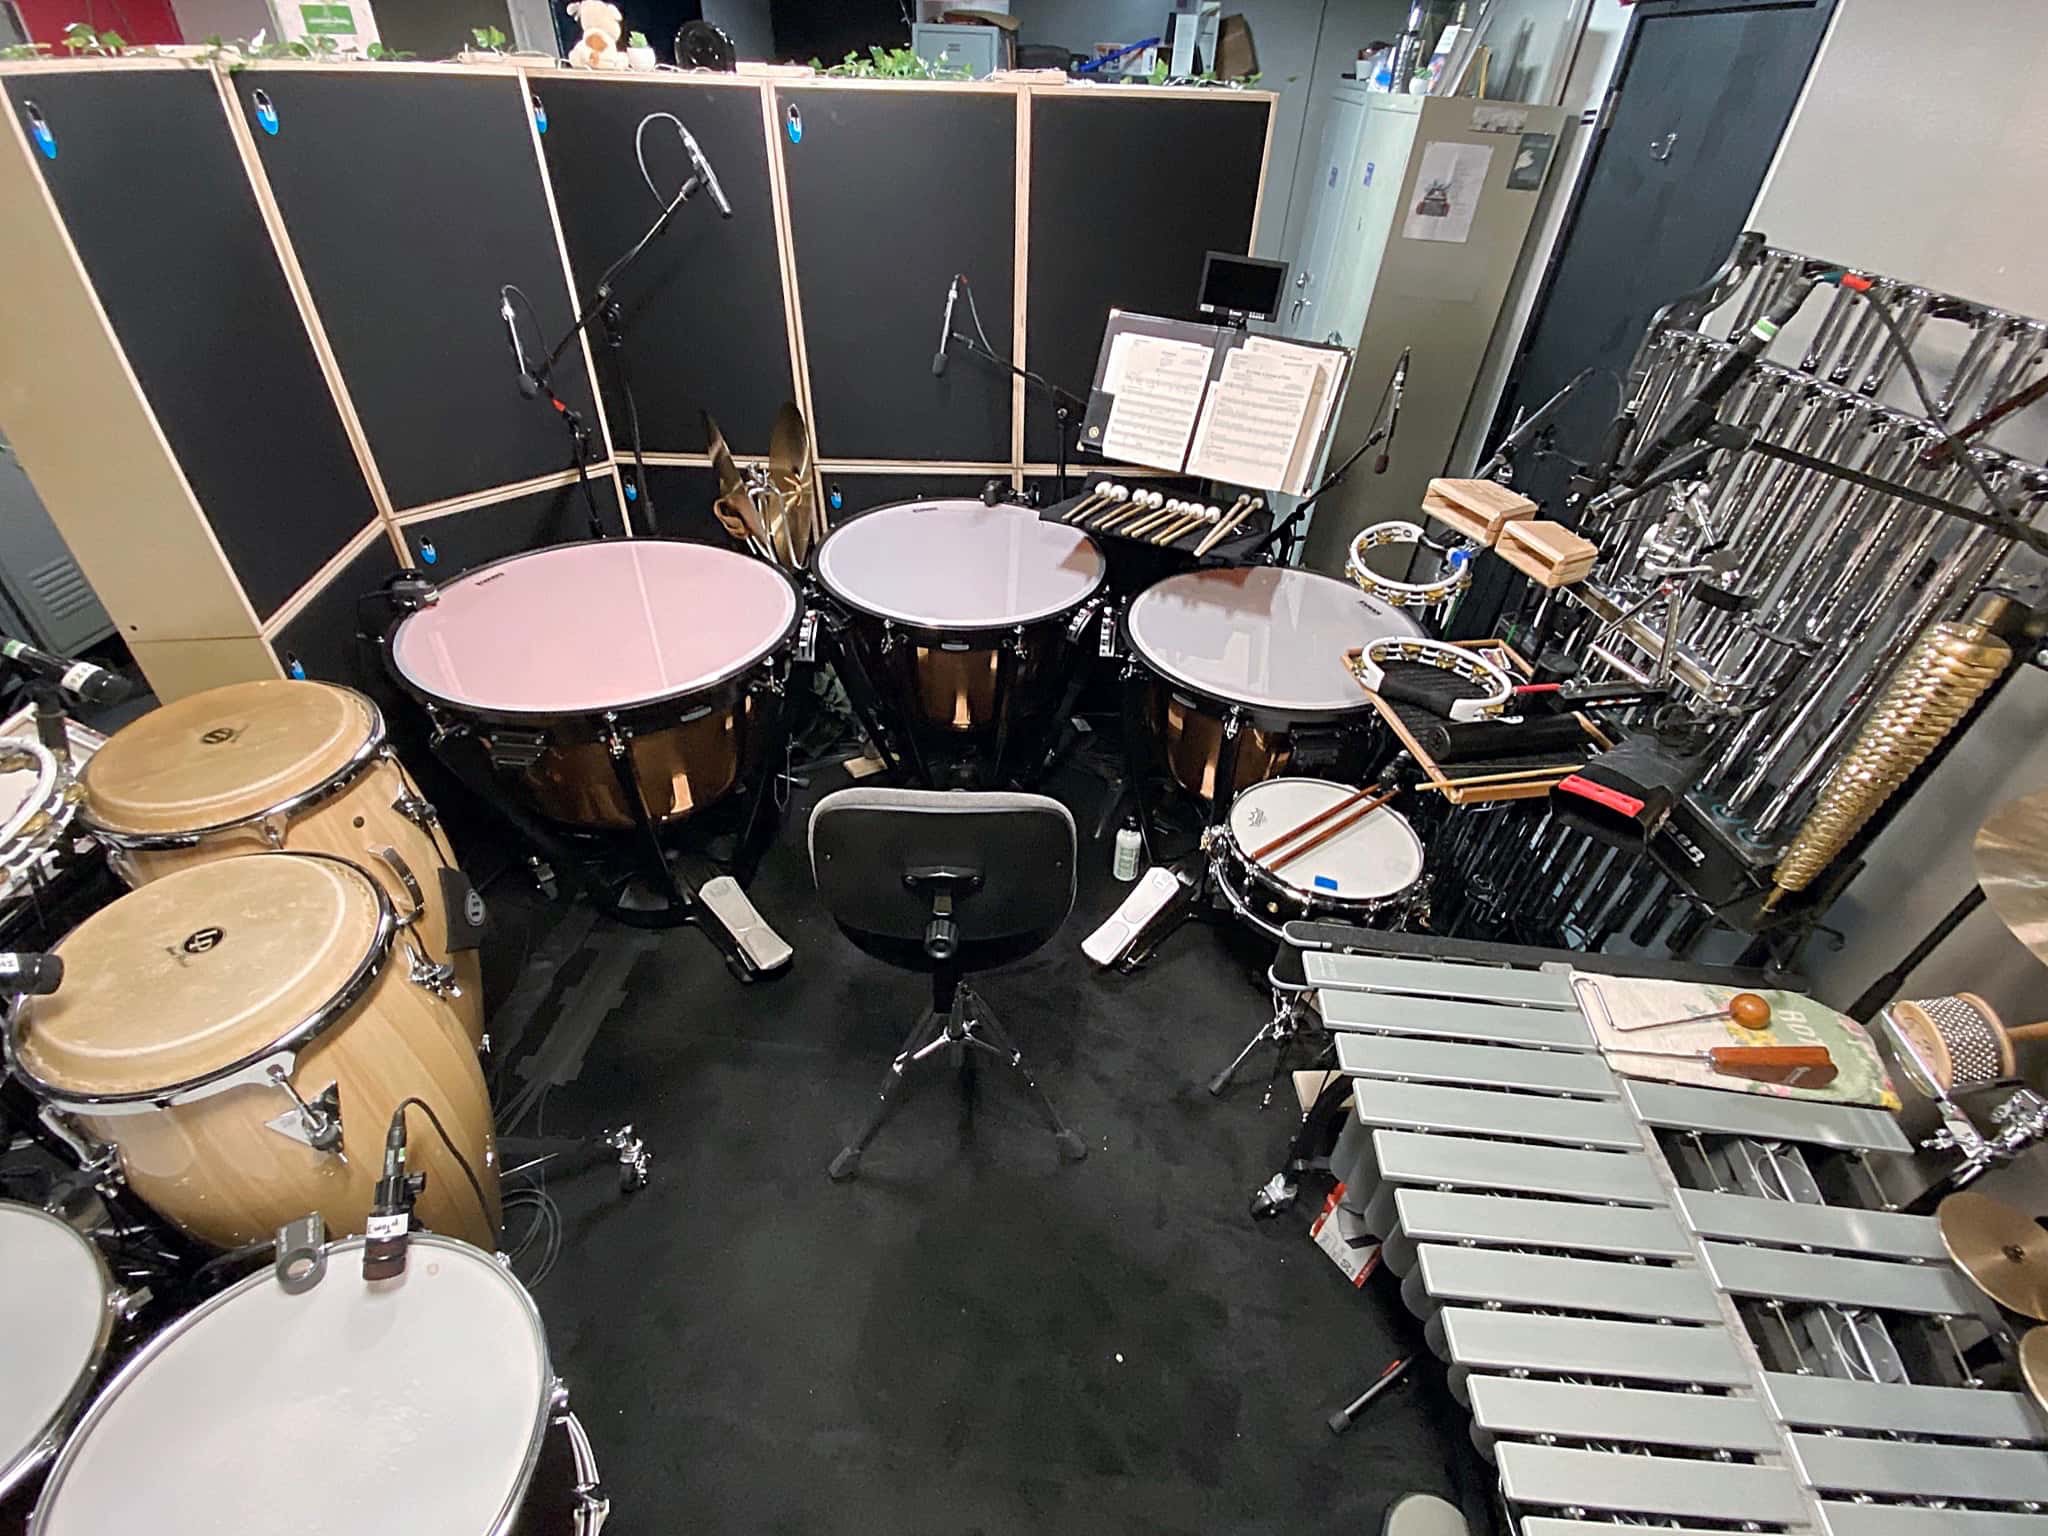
[942,309,1088,501]
[821,613,930,786]
[1207,980,1331,1106]
[499,1125,651,1194]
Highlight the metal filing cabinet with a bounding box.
[0,435,111,655]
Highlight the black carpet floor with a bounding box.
[477,758,1492,1535]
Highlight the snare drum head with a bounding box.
[1229,778,1423,901]
[391,540,799,717]
[0,1203,108,1493]
[13,854,386,1098]
[82,681,374,837]
[36,1235,548,1536]
[1127,566,1421,714]
[816,500,1105,628]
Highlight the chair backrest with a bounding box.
[809,787,1076,947]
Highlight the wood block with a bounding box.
[1429,478,1538,534]
[1501,518,1598,566]
[1495,539,1592,590]
[1423,490,1500,546]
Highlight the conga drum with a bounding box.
[1124,565,1422,800]
[27,1232,608,1535]
[78,681,483,1048]
[6,853,499,1251]
[814,500,1106,781]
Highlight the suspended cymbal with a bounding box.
[703,411,746,501]
[2023,1327,2048,1410]
[1938,1191,2048,1321]
[1975,789,2048,965]
[701,411,766,552]
[767,401,816,564]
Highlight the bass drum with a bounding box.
[0,1203,122,1534]
[1209,777,1426,939]
[388,539,799,831]
[1124,566,1421,801]
[26,1233,607,1536]
[6,853,498,1251]
[814,500,1105,781]
[78,681,483,1049]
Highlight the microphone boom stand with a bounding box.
[948,330,1087,502]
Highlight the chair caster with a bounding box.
[1053,1128,1088,1164]
[1249,1172,1296,1220]
[828,1146,862,1182]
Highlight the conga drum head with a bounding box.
[1229,778,1424,904]
[11,853,388,1101]
[1126,565,1421,716]
[815,500,1105,629]
[390,540,800,719]
[81,680,376,838]
[0,1202,112,1500]
[33,1235,551,1536]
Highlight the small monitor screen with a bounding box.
[1199,252,1288,321]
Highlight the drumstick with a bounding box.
[1065,479,1118,523]
[1250,782,1383,862]
[1267,787,1402,874]
[1415,765,1585,791]
[1194,496,1262,557]
[1127,497,1185,539]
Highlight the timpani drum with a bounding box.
[0,1203,124,1525]
[26,1232,608,1536]
[388,540,800,831]
[814,500,1106,779]
[1209,778,1426,938]
[5,853,499,1251]
[1124,565,1422,800]
[78,681,483,1048]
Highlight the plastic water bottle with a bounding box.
[1113,817,1142,882]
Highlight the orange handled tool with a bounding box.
[1615,991,1773,1034]
[1614,1043,1837,1088]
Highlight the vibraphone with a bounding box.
[1302,947,2048,1535]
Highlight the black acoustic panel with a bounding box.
[236,70,598,510]
[274,533,402,690]
[641,466,730,546]
[9,72,379,621]
[777,87,1015,461]
[1026,95,1268,461]
[821,472,1004,518]
[405,475,626,577]
[533,77,793,458]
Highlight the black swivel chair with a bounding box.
[809,786,1089,1180]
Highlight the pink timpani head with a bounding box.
[392,541,799,714]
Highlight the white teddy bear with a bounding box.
[567,0,629,69]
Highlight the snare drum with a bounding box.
[0,1203,124,1523]
[388,540,800,830]
[6,853,498,1251]
[814,500,1105,780]
[27,1232,608,1536]
[79,681,483,1048]
[1210,777,1426,937]
[1124,566,1422,800]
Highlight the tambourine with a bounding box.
[1350,637,1515,723]
[1345,521,1473,611]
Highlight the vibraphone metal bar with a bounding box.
[1306,947,2046,1536]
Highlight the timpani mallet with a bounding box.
[1065,479,1118,523]
[1098,488,1161,531]
[1156,502,1219,547]
[1195,495,1262,557]
[1127,497,1186,539]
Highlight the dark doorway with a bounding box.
[1458,0,1838,635]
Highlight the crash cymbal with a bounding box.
[2023,1327,2048,1409]
[1975,789,2048,965]
[703,411,746,501]
[767,401,816,564]
[1939,1191,2048,1321]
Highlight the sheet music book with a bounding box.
[1079,311,1350,495]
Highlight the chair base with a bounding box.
[829,981,1087,1180]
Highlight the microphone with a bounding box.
[933,275,960,377]
[1375,349,1409,474]
[499,294,538,400]
[1616,274,1819,489]
[362,1105,418,1282]
[0,638,134,706]
[676,123,732,219]
[0,952,62,996]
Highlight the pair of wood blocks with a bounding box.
[1422,479,1597,588]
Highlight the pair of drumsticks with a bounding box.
[1251,783,1401,873]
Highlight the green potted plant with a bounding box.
[626,29,656,69]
